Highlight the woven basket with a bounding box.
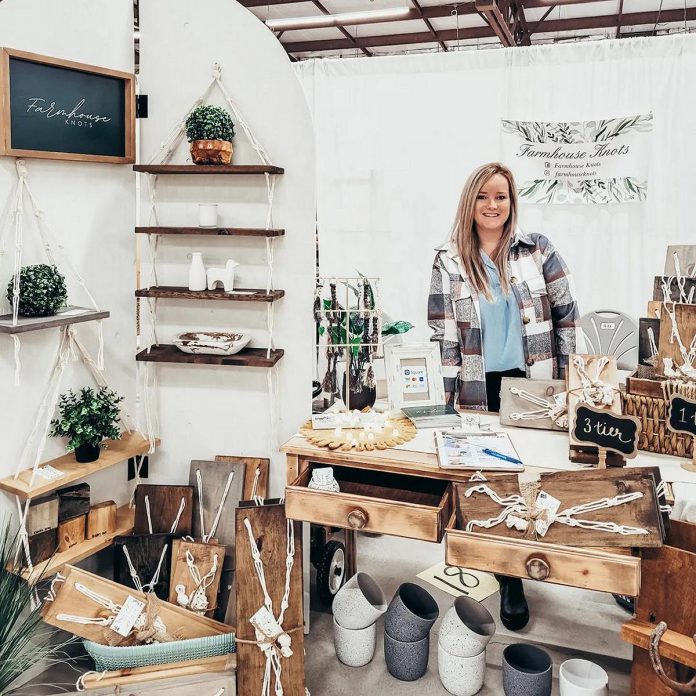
[622,392,694,458]
[84,632,236,671]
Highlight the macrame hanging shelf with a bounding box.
[0,160,107,384]
[135,62,281,455]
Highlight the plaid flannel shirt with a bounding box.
[428,229,583,410]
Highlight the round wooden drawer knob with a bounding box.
[525,556,550,581]
[347,509,368,529]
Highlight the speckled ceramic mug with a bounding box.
[439,595,496,658]
[333,616,376,667]
[438,640,486,696]
[332,572,387,630]
[503,644,552,696]
[384,630,429,681]
[384,582,439,642]
[559,659,609,696]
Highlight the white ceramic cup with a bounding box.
[438,640,486,696]
[198,203,218,228]
[333,616,376,667]
[559,659,609,696]
[439,595,496,658]
[332,572,387,630]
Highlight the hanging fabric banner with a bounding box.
[500,114,653,204]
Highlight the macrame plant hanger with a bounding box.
[508,386,568,428]
[135,62,281,458]
[0,160,106,385]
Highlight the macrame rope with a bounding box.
[243,515,296,696]
[508,386,568,427]
[195,469,235,543]
[145,495,154,535]
[464,484,649,537]
[662,297,696,380]
[76,671,107,692]
[122,543,169,593]
[572,355,616,406]
[176,549,219,613]
[251,467,262,500]
[170,497,187,534]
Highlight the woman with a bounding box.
[428,162,581,411]
[428,162,582,630]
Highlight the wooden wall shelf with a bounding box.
[135,286,284,303]
[136,344,284,368]
[20,505,135,583]
[0,433,155,500]
[0,307,109,335]
[135,226,285,237]
[133,164,284,175]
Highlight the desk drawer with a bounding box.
[445,517,640,596]
[286,465,452,543]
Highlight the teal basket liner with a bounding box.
[83,632,236,671]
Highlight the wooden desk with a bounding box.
[281,433,640,596]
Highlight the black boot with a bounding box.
[495,575,530,631]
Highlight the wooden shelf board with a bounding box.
[133,164,284,175]
[21,505,135,582]
[621,619,696,669]
[0,306,109,335]
[135,226,285,237]
[136,344,284,368]
[135,286,284,303]
[0,432,155,500]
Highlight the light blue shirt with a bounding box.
[477,252,525,372]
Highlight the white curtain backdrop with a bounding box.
[295,35,696,345]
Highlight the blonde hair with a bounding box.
[451,162,518,300]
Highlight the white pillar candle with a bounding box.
[198,203,218,228]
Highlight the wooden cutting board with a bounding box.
[499,377,567,431]
[113,533,174,600]
[454,469,662,548]
[169,538,225,616]
[134,484,194,535]
[657,303,696,377]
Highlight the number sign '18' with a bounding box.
[667,395,696,439]
[572,404,641,458]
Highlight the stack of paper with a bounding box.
[401,404,462,429]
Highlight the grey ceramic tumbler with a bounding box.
[384,630,430,681]
[384,582,439,642]
[503,644,552,696]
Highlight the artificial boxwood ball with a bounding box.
[7,264,67,317]
[185,105,235,142]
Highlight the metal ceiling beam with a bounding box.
[241,0,631,8]
[475,0,515,46]
[311,0,372,57]
[616,0,624,38]
[283,6,696,53]
[411,0,449,51]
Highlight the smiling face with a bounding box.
[473,173,511,237]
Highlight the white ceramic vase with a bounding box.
[559,659,609,696]
[188,252,207,291]
[439,595,495,658]
[198,203,218,228]
[333,616,376,667]
[438,641,486,696]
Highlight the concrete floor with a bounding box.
[305,533,633,696]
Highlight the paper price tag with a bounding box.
[536,490,561,517]
[34,465,66,481]
[111,595,145,637]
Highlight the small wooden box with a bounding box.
[26,494,58,536]
[87,501,117,540]
[57,482,90,522]
[28,527,57,564]
[57,514,86,552]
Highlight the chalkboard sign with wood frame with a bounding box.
[667,394,696,471]
[0,48,135,163]
[572,404,641,459]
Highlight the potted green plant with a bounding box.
[185,104,236,165]
[6,264,67,317]
[50,387,124,463]
[0,522,75,694]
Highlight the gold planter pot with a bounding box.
[190,139,233,165]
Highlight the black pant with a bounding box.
[485,368,525,413]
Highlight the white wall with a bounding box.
[295,36,696,345]
[0,0,135,521]
[138,0,315,496]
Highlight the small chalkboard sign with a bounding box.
[0,48,135,163]
[572,404,641,459]
[667,395,696,472]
